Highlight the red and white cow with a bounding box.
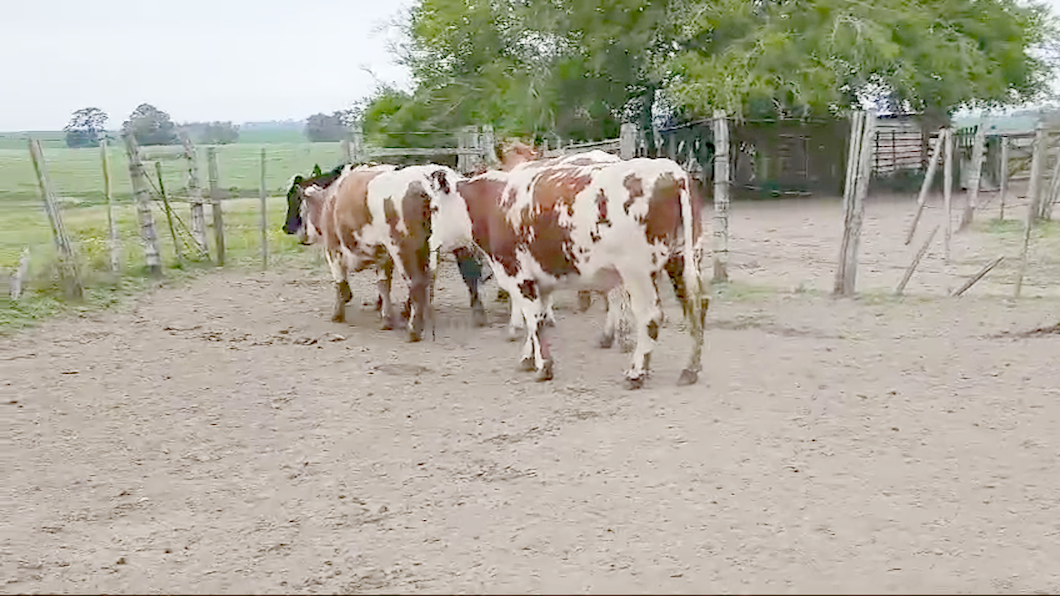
[283,163,488,340]
[443,152,709,388]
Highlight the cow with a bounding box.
[442,153,709,388]
[282,163,487,338]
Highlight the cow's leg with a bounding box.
[577,290,593,312]
[665,254,709,385]
[506,295,526,341]
[543,293,558,327]
[376,256,400,330]
[325,250,351,323]
[598,289,619,349]
[515,281,554,381]
[620,270,664,389]
[453,247,487,327]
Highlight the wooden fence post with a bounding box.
[154,161,182,265]
[340,138,352,163]
[351,123,366,163]
[904,130,943,245]
[99,139,121,272]
[958,119,987,232]
[895,225,939,296]
[943,128,954,262]
[206,146,225,266]
[620,123,637,160]
[29,139,85,297]
[122,133,163,277]
[260,148,268,269]
[834,110,875,296]
[181,134,209,255]
[480,124,498,166]
[998,136,1009,220]
[712,110,730,284]
[953,256,1005,297]
[1026,121,1046,227]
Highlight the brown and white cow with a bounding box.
[443,154,708,388]
[283,163,487,339]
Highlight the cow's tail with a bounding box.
[678,167,705,385]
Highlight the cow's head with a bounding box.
[497,139,541,171]
[282,164,347,244]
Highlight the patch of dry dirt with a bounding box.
[3,195,1060,593]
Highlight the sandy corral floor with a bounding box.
[3,190,1060,594]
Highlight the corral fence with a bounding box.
[6,113,1060,313]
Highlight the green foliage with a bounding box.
[63,107,108,149]
[182,121,240,145]
[304,112,350,142]
[123,103,180,146]
[363,0,1056,141]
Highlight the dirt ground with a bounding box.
[3,192,1060,594]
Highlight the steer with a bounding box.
[283,163,487,336]
[448,155,708,388]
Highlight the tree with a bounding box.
[63,107,108,148]
[123,103,180,146]
[366,0,1054,142]
[201,121,240,144]
[304,112,350,142]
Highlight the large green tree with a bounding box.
[63,107,109,148]
[369,0,1055,142]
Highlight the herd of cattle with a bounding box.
[281,142,710,389]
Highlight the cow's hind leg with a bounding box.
[515,282,554,381]
[665,254,708,385]
[376,255,403,330]
[620,271,664,389]
[454,247,487,327]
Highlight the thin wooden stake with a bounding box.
[29,139,85,297]
[952,256,1004,297]
[207,147,225,266]
[10,247,30,300]
[1026,120,1046,228]
[155,161,182,265]
[895,225,939,296]
[834,111,865,295]
[260,148,268,270]
[100,139,121,273]
[943,128,954,262]
[122,134,163,277]
[712,110,730,284]
[1015,166,1039,299]
[181,134,209,256]
[905,131,943,245]
[958,119,987,232]
[998,137,1009,220]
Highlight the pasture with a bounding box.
[4,185,1060,592]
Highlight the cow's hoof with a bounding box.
[577,292,593,312]
[506,327,523,342]
[626,375,646,390]
[517,357,536,372]
[535,360,554,382]
[472,306,488,328]
[331,311,346,323]
[597,333,614,349]
[677,368,699,386]
[407,329,423,343]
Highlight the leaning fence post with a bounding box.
[905,129,943,245]
[942,128,954,262]
[895,225,939,296]
[10,247,30,300]
[711,110,730,284]
[154,161,182,265]
[206,146,225,266]
[29,139,85,297]
[260,147,268,270]
[99,138,122,273]
[122,133,163,276]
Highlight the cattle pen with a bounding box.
[4,115,1060,593]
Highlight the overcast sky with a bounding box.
[3,0,1060,132]
[0,0,413,131]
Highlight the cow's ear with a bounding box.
[312,164,323,177]
[292,175,304,185]
[431,169,450,194]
